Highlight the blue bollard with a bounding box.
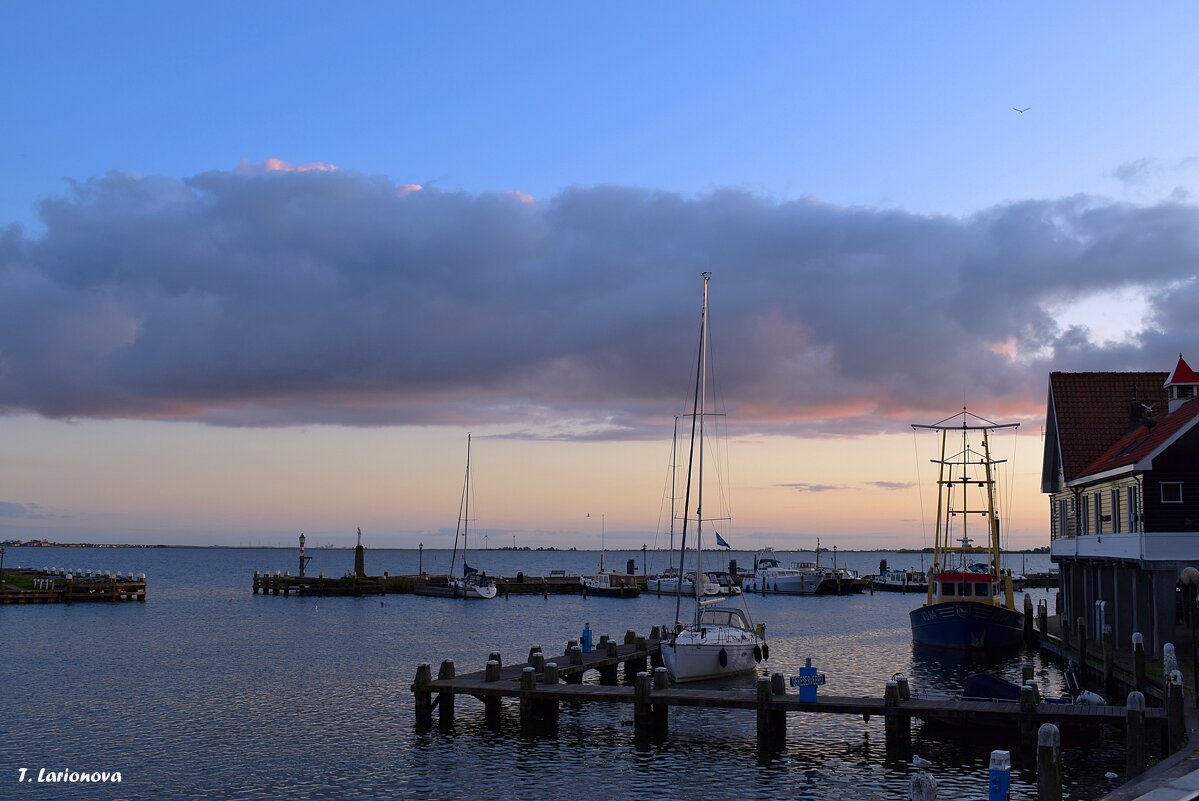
[799,657,817,702]
[988,749,1011,800]
[581,623,593,653]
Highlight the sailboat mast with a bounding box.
[463,433,471,577]
[670,416,678,557]
[675,273,709,628]
[694,274,710,626]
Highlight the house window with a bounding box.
[1079,495,1090,535]
[1127,486,1140,531]
[1111,489,1121,533]
[1161,482,1184,504]
[1058,499,1071,538]
[1095,491,1105,532]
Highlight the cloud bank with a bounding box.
[2,164,1198,437]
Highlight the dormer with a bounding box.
[1164,353,1199,413]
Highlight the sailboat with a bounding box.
[661,273,767,682]
[909,409,1022,649]
[416,434,497,600]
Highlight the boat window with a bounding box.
[941,582,956,596]
[974,582,990,597]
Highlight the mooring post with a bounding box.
[769,672,787,736]
[771,672,786,696]
[599,633,610,648]
[1076,617,1088,680]
[413,663,433,728]
[253,570,260,594]
[884,680,909,751]
[1022,662,1034,685]
[519,666,538,728]
[1126,691,1147,779]
[652,666,670,731]
[531,652,546,674]
[634,671,653,733]
[649,625,661,641]
[895,674,911,701]
[488,652,502,669]
[541,662,560,727]
[987,750,1011,801]
[530,646,543,664]
[624,630,636,645]
[1037,723,1062,801]
[1103,624,1115,698]
[1132,633,1147,696]
[485,659,501,682]
[1163,642,1179,677]
[1038,599,1048,639]
[1019,681,1039,747]
[1023,594,1035,646]
[483,659,502,730]
[1167,670,1185,754]
[437,660,456,727]
[756,675,783,748]
[565,645,584,685]
[908,772,937,801]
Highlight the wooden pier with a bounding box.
[0,569,146,604]
[413,627,1182,765]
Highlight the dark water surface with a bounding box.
[2,547,1124,800]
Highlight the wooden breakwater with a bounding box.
[0,568,146,604]
[412,627,1181,776]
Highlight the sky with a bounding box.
[2,2,1199,549]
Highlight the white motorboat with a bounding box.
[742,556,823,595]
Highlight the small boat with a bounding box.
[912,671,1104,731]
[581,571,641,598]
[871,560,929,593]
[909,411,1022,650]
[704,571,741,595]
[647,569,719,596]
[661,274,767,682]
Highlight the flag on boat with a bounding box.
[463,562,478,575]
[715,532,731,549]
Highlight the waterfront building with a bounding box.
[1043,354,1199,656]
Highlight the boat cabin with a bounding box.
[698,607,751,631]
[933,571,998,600]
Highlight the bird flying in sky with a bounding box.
[1013,106,1031,113]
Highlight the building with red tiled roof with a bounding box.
[1044,355,1199,658]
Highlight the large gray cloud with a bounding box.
[2,166,1197,437]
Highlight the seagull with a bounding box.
[1013,107,1031,114]
[912,755,933,767]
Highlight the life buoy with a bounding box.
[718,647,728,667]
[761,643,770,660]
[753,644,762,663]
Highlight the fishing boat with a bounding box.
[661,274,767,682]
[415,434,497,600]
[909,410,1022,650]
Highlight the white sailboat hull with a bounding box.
[661,626,763,682]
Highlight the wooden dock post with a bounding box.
[531,645,544,663]
[1037,723,1062,801]
[1020,681,1040,747]
[413,663,433,729]
[755,675,786,749]
[531,652,546,674]
[769,672,787,737]
[1133,633,1147,696]
[599,641,619,685]
[652,666,670,732]
[908,772,937,801]
[1076,617,1088,680]
[1167,670,1185,754]
[566,645,584,685]
[488,652,502,669]
[1022,662,1034,685]
[634,671,653,732]
[541,662,560,728]
[624,630,636,645]
[519,667,538,729]
[483,659,502,730]
[437,660,456,727]
[884,680,909,752]
[1126,691,1146,779]
[1038,599,1048,639]
[1023,593,1035,646]
[1102,624,1115,698]
[253,570,260,594]
[485,659,501,682]
[895,674,910,701]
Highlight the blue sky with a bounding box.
[2,3,1199,546]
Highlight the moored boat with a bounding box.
[909,410,1023,650]
[871,560,928,593]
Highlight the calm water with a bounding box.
[1,547,1126,800]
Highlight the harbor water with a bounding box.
[2,546,1125,800]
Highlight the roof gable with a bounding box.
[1076,396,1199,479]
[1045,372,1168,484]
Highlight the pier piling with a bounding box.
[1126,691,1146,779]
[1037,724,1062,801]
[1133,632,1147,696]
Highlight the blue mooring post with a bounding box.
[581,623,593,653]
[799,658,817,702]
[988,749,1011,800]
